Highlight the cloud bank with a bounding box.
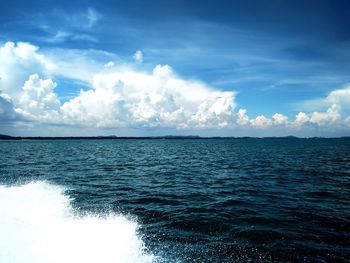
[0,41,349,136]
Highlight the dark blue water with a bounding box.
[0,138,349,262]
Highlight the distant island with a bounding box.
[1,134,349,140]
[0,134,200,140]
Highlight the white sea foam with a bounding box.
[0,181,155,263]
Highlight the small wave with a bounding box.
[0,181,155,263]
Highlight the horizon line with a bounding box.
[1,134,349,140]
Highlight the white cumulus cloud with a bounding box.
[272,113,288,125]
[236,109,250,125]
[0,42,52,98]
[0,93,18,121]
[15,74,60,121]
[291,86,350,129]
[0,41,349,136]
[60,64,236,128]
[326,87,350,115]
[250,115,272,127]
[294,112,310,126]
[310,104,341,125]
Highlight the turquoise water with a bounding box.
[0,138,349,262]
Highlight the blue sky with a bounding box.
[0,0,350,136]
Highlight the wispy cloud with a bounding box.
[133,50,143,63]
[13,7,102,44]
[43,29,98,43]
[87,8,101,28]
[292,98,329,112]
[55,7,102,30]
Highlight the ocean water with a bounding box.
[0,138,349,262]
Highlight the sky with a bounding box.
[0,0,350,137]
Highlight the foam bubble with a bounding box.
[0,181,155,263]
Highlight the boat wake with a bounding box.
[0,181,155,263]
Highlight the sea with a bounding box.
[0,138,349,262]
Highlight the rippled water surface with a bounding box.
[0,138,349,262]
